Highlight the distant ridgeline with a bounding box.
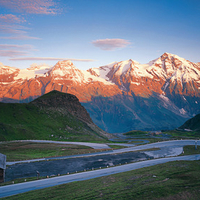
[1,53,200,133]
[0,91,110,142]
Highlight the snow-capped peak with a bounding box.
[161,52,190,65]
[88,59,140,81]
[49,60,114,85]
[0,63,18,75]
[49,60,84,82]
[116,59,140,74]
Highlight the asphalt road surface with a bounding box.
[1,139,200,198]
[0,140,111,149]
[1,154,200,198]
[7,139,198,165]
[5,151,151,182]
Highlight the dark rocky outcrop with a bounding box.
[30,90,93,124]
[179,114,200,132]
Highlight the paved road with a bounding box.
[109,139,200,153]
[110,133,150,144]
[6,151,150,181]
[6,139,200,165]
[1,154,200,198]
[0,140,111,149]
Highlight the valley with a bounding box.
[0,54,200,199]
[0,0,199,199]
[0,114,200,198]
[0,139,200,198]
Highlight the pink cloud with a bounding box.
[0,44,35,50]
[92,38,131,51]
[0,24,40,40]
[0,35,41,40]
[0,14,26,23]
[9,57,96,62]
[0,25,27,34]
[0,44,36,58]
[0,0,59,15]
[0,50,28,57]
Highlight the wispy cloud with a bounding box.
[0,0,60,15]
[0,44,36,57]
[0,14,26,23]
[9,57,96,62]
[0,35,40,40]
[92,38,131,51]
[0,44,35,50]
[0,50,28,57]
[0,24,40,40]
[0,24,27,34]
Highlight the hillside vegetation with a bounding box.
[163,114,200,139]
[179,114,200,132]
[4,160,200,200]
[0,91,110,142]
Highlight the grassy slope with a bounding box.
[163,130,200,139]
[0,102,108,143]
[3,160,200,200]
[124,129,200,140]
[163,114,200,139]
[179,114,200,131]
[0,142,111,162]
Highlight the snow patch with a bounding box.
[81,70,114,85]
[179,108,187,115]
[14,64,52,80]
[131,82,140,85]
[36,80,40,86]
[159,94,170,102]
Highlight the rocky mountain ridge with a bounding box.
[0,53,200,133]
[89,52,200,97]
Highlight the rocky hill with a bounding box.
[0,91,110,141]
[178,114,200,132]
[0,53,200,133]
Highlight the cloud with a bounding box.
[0,24,40,40]
[0,0,60,15]
[9,57,96,62]
[0,44,35,50]
[0,44,36,57]
[0,25,27,34]
[0,35,40,40]
[92,38,131,51]
[0,14,26,23]
[0,50,28,57]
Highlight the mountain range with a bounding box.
[0,52,200,133]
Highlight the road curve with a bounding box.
[0,140,111,149]
[6,139,200,165]
[1,154,200,198]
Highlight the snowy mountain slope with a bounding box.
[0,53,199,132]
[1,52,199,98]
[0,60,120,102]
[49,60,114,85]
[88,52,200,97]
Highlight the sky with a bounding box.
[0,0,200,70]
